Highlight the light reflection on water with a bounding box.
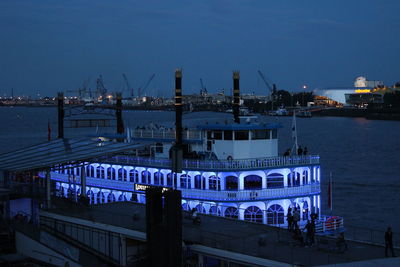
[0,107,399,230]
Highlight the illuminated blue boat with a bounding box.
[50,117,343,233]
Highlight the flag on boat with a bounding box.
[47,120,51,141]
[328,172,333,211]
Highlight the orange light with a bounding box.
[355,89,371,93]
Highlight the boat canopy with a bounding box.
[0,138,151,172]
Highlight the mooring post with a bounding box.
[172,69,183,174]
[116,92,124,141]
[233,71,240,123]
[45,169,51,208]
[57,92,64,139]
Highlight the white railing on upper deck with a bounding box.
[49,172,320,201]
[132,129,202,140]
[180,183,320,201]
[103,155,319,171]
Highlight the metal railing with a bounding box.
[315,215,345,234]
[180,184,320,201]
[132,128,202,140]
[98,154,320,171]
[344,225,400,247]
[49,172,320,201]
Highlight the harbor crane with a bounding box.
[257,70,277,111]
[66,78,91,98]
[138,73,156,98]
[122,73,133,97]
[96,75,107,100]
[200,78,208,96]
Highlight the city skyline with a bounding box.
[1,0,399,97]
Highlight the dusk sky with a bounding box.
[1,0,399,97]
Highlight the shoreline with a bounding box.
[2,104,400,121]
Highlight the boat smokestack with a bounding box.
[116,92,124,137]
[57,92,64,138]
[175,69,183,146]
[233,71,240,123]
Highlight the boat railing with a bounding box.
[102,154,319,170]
[132,128,202,140]
[180,183,320,201]
[49,172,320,201]
[315,215,345,234]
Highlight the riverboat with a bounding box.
[49,71,342,233]
[50,116,343,232]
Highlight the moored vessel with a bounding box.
[49,70,343,233]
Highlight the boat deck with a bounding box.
[43,200,399,266]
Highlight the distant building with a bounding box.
[354,76,383,88]
[314,76,384,106]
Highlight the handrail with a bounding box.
[49,172,320,201]
[131,128,202,140]
[93,154,320,171]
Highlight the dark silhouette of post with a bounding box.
[175,69,183,146]
[57,92,64,138]
[145,188,182,267]
[146,188,165,267]
[233,71,240,123]
[164,190,182,267]
[172,69,183,173]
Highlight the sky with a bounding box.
[0,0,399,97]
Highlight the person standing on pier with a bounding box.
[385,226,396,257]
[293,207,300,230]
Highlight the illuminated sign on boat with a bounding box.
[134,183,171,193]
[354,89,371,93]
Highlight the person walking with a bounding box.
[304,220,315,247]
[303,146,308,155]
[385,227,396,257]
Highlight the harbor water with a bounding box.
[0,106,399,232]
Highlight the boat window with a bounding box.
[244,206,263,223]
[154,172,163,185]
[209,206,221,216]
[224,130,233,140]
[288,172,301,187]
[180,174,192,189]
[267,204,284,225]
[208,175,220,191]
[118,168,127,182]
[244,175,262,190]
[194,175,202,189]
[213,131,223,140]
[224,207,239,219]
[234,130,249,140]
[129,169,138,183]
[266,173,284,188]
[252,129,270,140]
[271,129,277,139]
[225,176,238,190]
